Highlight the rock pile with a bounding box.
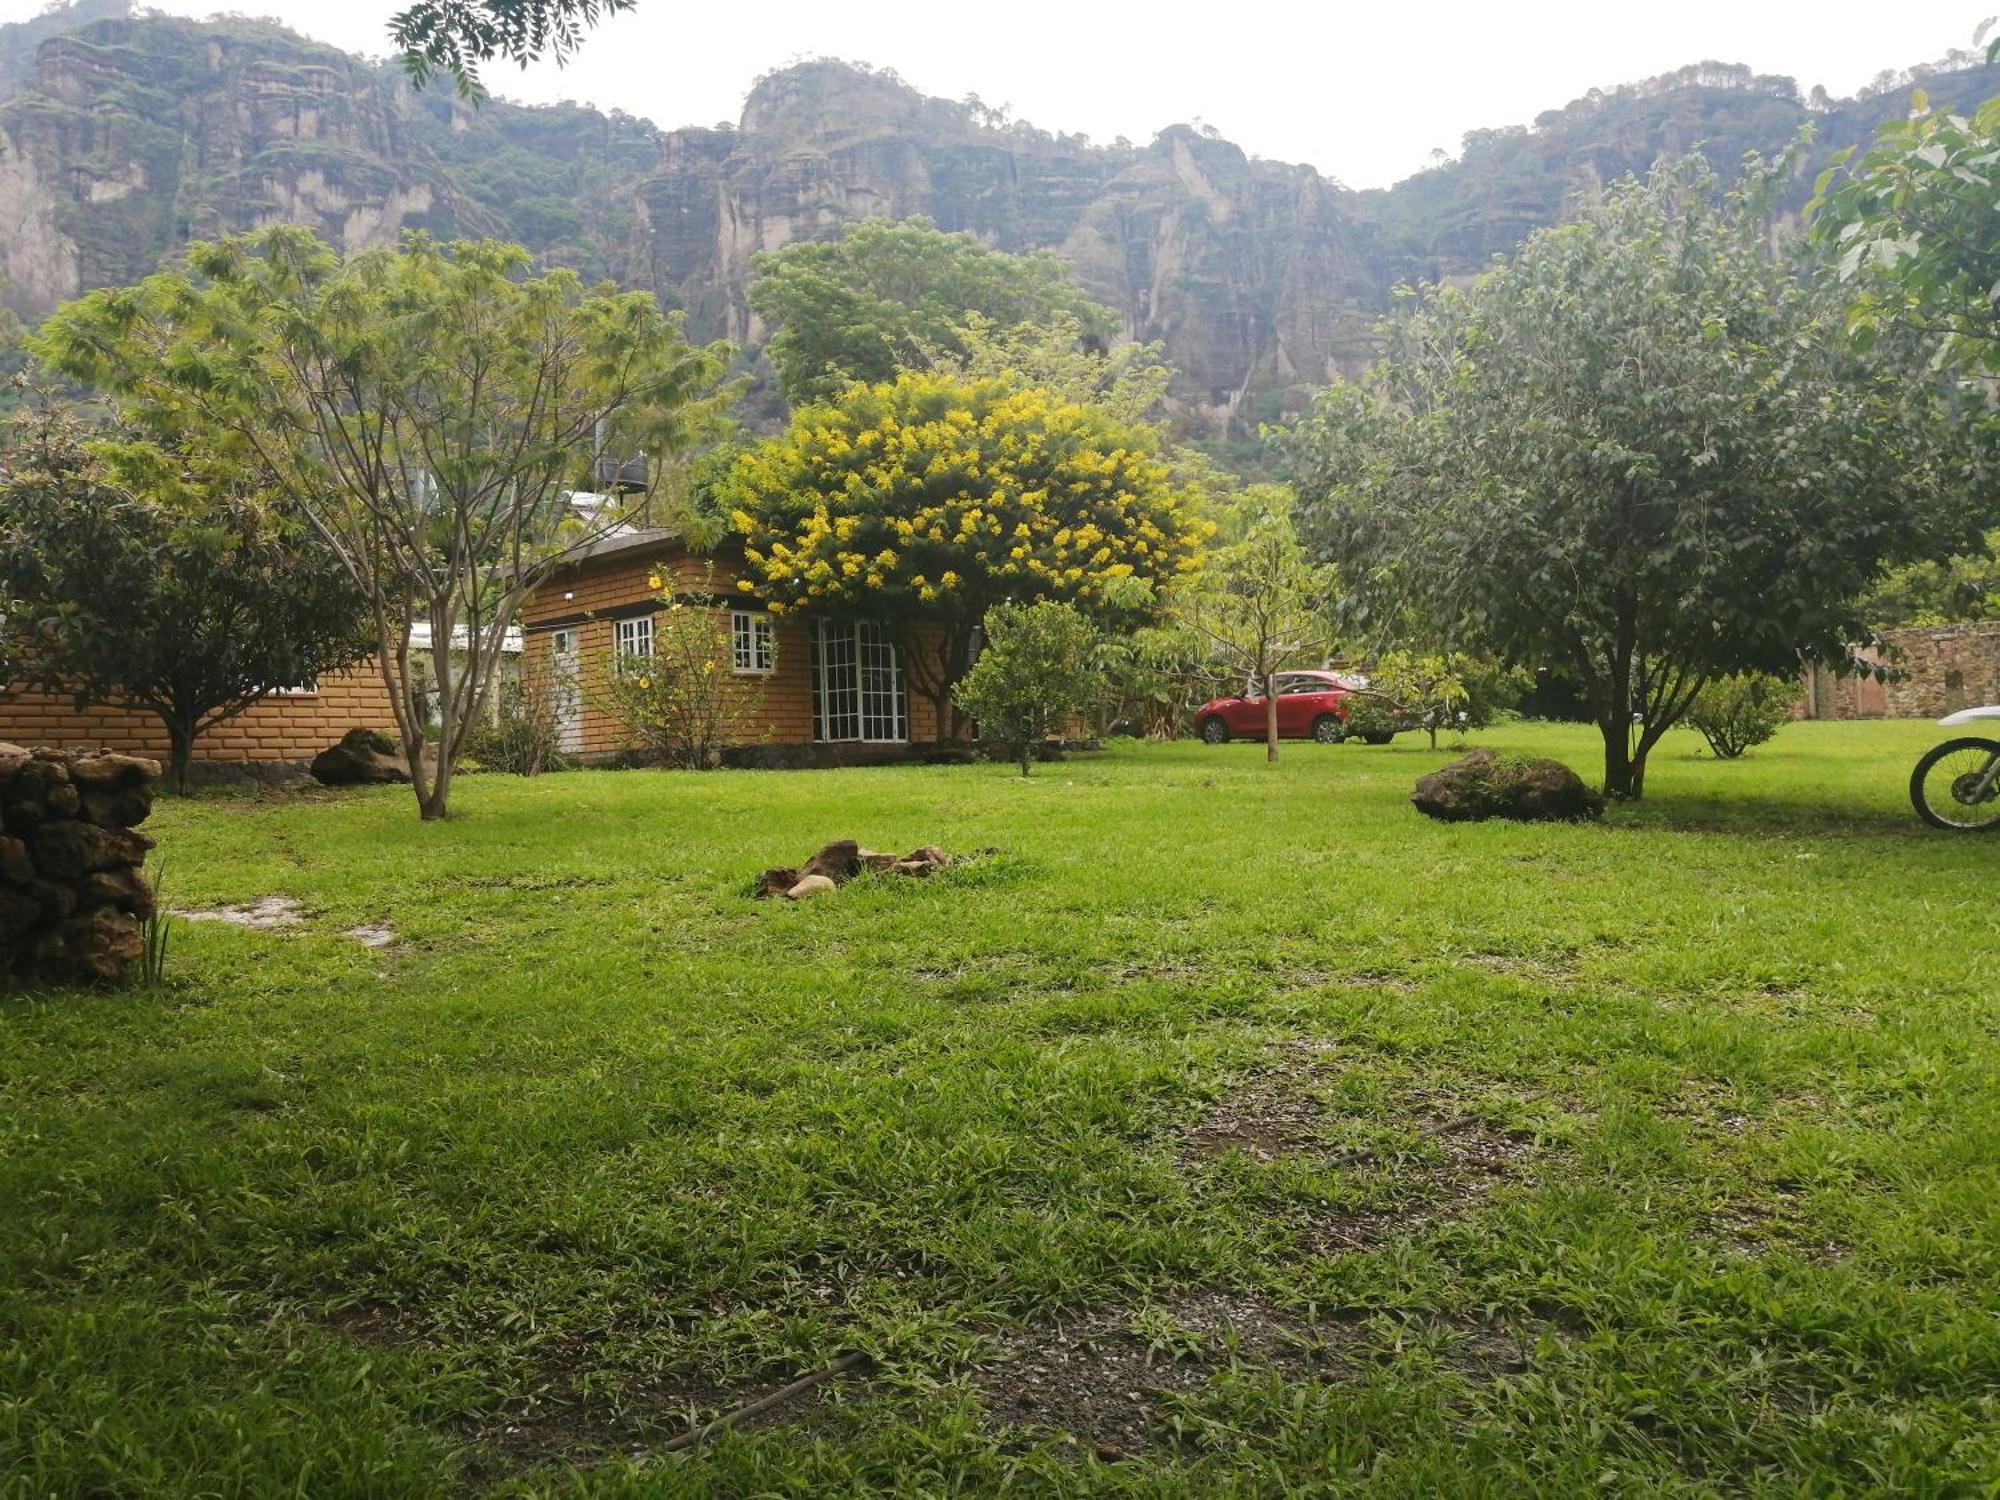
[0,744,160,982]
[1411,748,1604,823]
[755,840,956,900]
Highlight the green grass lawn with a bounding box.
[4,721,1997,1496]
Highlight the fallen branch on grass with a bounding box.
[658,1350,872,1454]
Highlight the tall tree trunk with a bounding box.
[416,752,453,821]
[163,718,194,796]
[1017,740,1033,778]
[1600,718,1640,800]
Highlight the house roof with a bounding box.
[409,622,523,654]
[546,525,745,574]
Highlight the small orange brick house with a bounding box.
[0,670,398,773]
[522,528,959,762]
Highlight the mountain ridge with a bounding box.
[2,3,1995,436]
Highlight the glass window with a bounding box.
[614,616,653,664]
[731,610,775,674]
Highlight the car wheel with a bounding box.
[1362,731,1395,746]
[1311,715,1345,745]
[1199,717,1230,745]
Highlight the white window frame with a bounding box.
[614,615,654,665]
[731,610,776,675]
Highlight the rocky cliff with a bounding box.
[3,7,1996,439]
[636,61,1386,431]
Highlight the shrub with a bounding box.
[1683,673,1794,759]
[957,601,1102,776]
[592,574,763,769]
[464,675,569,777]
[1339,693,1403,740]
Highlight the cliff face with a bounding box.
[0,14,476,316]
[2,12,1996,440]
[638,62,1384,430]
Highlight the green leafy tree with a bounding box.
[0,407,372,792]
[1366,649,1525,750]
[1860,529,2000,628]
[722,371,1209,738]
[392,0,635,97]
[1092,622,1216,740]
[1682,673,1794,759]
[1177,485,1337,762]
[1287,153,1987,799]
[917,312,1172,426]
[36,228,730,819]
[1809,36,2000,378]
[747,219,1117,407]
[955,600,1101,776]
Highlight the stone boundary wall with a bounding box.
[0,744,159,984]
[1800,622,2000,720]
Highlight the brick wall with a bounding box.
[522,540,951,752]
[0,666,398,762]
[1801,622,2000,720]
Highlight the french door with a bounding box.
[812,620,907,743]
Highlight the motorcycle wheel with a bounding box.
[1910,737,2000,831]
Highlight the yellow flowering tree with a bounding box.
[722,372,1210,737]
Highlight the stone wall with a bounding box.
[0,745,159,984]
[1801,623,2000,720]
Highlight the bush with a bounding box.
[1683,673,1793,758]
[957,601,1101,776]
[1339,693,1403,740]
[463,675,569,776]
[591,574,763,769]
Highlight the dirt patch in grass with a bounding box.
[453,873,615,892]
[463,1347,868,1479]
[1294,1108,1540,1256]
[1463,949,1580,982]
[321,1299,408,1346]
[316,1301,860,1477]
[980,1291,1358,1460]
[178,895,304,931]
[1178,1043,1545,1255]
[1181,1048,1340,1165]
[982,1296,1570,1458]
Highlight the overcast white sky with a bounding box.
[2,1,1986,187]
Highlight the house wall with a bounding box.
[521,544,951,754]
[1800,623,2000,720]
[0,666,398,762]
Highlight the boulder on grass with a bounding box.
[1412,748,1603,823]
[311,728,411,786]
[785,874,837,899]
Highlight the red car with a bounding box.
[1195,670,1394,745]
